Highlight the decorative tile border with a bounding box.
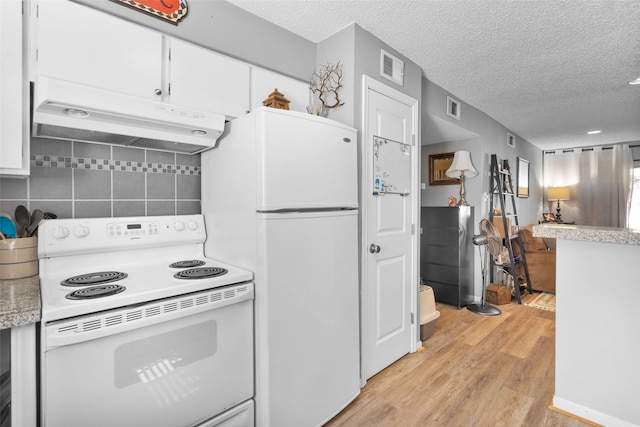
[30,155,200,175]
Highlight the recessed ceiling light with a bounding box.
[629,77,640,85]
[587,130,601,135]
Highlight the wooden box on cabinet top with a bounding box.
[420,206,474,308]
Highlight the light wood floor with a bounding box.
[325,293,589,427]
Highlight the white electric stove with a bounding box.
[38,214,255,427]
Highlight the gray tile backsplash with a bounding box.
[146,200,178,216]
[29,167,73,199]
[147,173,176,199]
[177,201,201,215]
[0,178,27,199]
[75,169,111,199]
[113,201,146,217]
[75,200,112,218]
[0,137,202,219]
[177,174,201,200]
[113,171,145,199]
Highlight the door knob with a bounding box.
[154,88,162,95]
[369,244,381,254]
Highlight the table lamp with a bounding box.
[547,186,570,223]
[446,151,478,206]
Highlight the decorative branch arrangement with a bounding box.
[309,62,344,109]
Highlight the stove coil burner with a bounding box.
[61,271,128,287]
[65,284,126,300]
[169,260,206,269]
[174,267,228,280]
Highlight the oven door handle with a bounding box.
[44,284,254,349]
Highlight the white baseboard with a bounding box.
[552,395,639,427]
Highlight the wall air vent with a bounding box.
[380,49,404,86]
[446,96,461,120]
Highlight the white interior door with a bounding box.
[362,77,419,380]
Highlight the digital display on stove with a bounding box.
[127,224,142,230]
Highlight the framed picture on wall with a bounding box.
[507,132,515,148]
[429,152,460,185]
[517,157,530,198]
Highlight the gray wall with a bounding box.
[420,79,543,226]
[315,23,423,126]
[316,25,356,126]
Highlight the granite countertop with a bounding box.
[0,275,41,329]
[533,223,640,245]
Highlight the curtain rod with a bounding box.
[545,142,640,155]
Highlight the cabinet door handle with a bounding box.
[154,88,162,95]
[369,244,381,254]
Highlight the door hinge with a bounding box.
[411,312,415,324]
[412,134,416,146]
[411,224,415,235]
[168,47,171,62]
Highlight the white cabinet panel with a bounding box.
[35,0,163,100]
[169,38,250,119]
[0,0,29,176]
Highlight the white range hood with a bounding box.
[32,76,226,154]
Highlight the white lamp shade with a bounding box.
[446,150,478,178]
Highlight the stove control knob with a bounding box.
[173,220,186,232]
[186,219,199,231]
[73,224,90,238]
[52,226,70,240]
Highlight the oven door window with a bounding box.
[42,300,253,427]
[114,320,217,389]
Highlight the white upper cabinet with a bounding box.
[34,0,164,100]
[34,1,251,118]
[0,0,29,176]
[168,38,250,119]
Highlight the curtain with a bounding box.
[544,144,633,227]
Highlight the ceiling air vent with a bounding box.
[447,96,461,120]
[380,49,404,86]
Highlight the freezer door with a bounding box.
[256,110,358,210]
[254,210,360,427]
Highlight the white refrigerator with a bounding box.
[201,107,360,427]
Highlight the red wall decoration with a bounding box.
[112,0,188,25]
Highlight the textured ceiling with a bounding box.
[226,0,640,150]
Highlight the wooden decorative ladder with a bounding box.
[488,154,532,304]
